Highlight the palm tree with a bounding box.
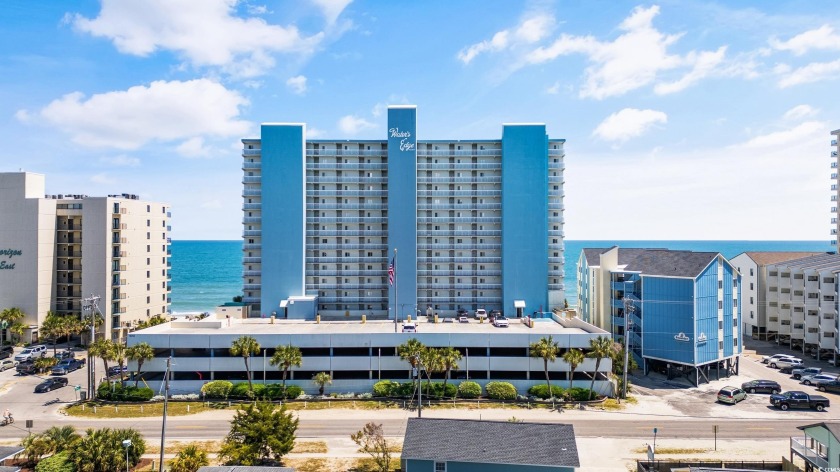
[40,313,64,356]
[438,347,462,398]
[586,336,614,400]
[418,347,440,396]
[563,348,585,391]
[312,372,332,396]
[126,342,154,387]
[0,307,25,347]
[269,344,302,389]
[43,425,80,453]
[169,443,209,472]
[89,339,115,381]
[529,335,560,406]
[397,338,425,390]
[111,342,127,385]
[230,336,261,393]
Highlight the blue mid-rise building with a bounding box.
[241,106,565,319]
[577,247,742,385]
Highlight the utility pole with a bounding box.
[414,354,423,418]
[82,294,101,400]
[622,297,634,400]
[159,356,171,472]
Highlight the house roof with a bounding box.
[0,447,22,461]
[740,252,824,266]
[401,418,580,467]
[798,422,840,442]
[582,247,720,278]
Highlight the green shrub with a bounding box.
[251,384,267,398]
[35,451,73,472]
[393,382,416,398]
[565,387,594,401]
[200,380,233,399]
[373,380,398,397]
[457,381,482,399]
[97,383,154,401]
[485,382,517,400]
[265,384,302,400]
[527,384,566,399]
[422,382,457,398]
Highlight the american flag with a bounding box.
[388,257,395,286]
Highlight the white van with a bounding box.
[402,323,417,333]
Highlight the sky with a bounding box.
[1,0,838,241]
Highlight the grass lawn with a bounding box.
[64,401,218,418]
[292,440,328,454]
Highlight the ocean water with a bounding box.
[169,240,835,312]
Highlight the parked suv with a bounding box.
[771,357,803,369]
[717,386,747,404]
[763,354,797,364]
[475,309,487,320]
[801,374,838,386]
[14,345,46,362]
[51,358,85,375]
[741,380,781,394]
[816,379,840,394]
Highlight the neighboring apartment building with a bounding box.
[127,314,612,395]
[764,253,840,362]
[730,252,823,340]
[577,247,742,385]
[832,128,839,246]
[0,172,171,343]
[241,106,565,319]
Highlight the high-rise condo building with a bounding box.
[0,172,171,343]
[832,128,839,246]
[241,106,565,319]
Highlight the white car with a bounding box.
[801,373,838,386]
[771,357,803,369]
[493,316,510,328]
[402,323,416,333]
[762,353,797,364]
[458,314,469,323]
[14,345,46,362]
[475,309,487,320]
[0,359,17,371]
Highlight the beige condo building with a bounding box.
[0,172,171,343]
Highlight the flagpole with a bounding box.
[394,248,398,333]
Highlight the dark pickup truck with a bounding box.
[769,391,830,411]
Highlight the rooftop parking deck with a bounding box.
[138,315,600,336]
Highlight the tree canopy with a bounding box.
[218,401,298,466]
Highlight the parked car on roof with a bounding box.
[493,316,509,328]
[816,380,840,394]
[717,386,747,404]
[475,309,487,320]
[792,367,822,380]
[771,357,803,369]
[402,323,417,333]
[801,374,838,386]
[763,354,798,364]
[741,380,781,394]
[458,313,469,323]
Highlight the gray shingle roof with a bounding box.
[798,422,840,443]
[401,418,579,467]
[583,247,720,278]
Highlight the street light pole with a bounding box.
[122,439,131,472]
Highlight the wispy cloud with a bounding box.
[337,115,375,134]
[457,11,555,64]
[738,121,825,149]
[525,5,735,99]
[310,0,353,25]
[286,75,308,95]
[592,108,668,144]
[777,59,840,88]
[70,0,325,78]
[18,79,251,150]
[783,104,818,121]
[770,25,840,56]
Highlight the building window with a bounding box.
[435,462,446,472]
[750,268,754,276]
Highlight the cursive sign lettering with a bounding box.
[0,249,22,258]
[389,128,411,138]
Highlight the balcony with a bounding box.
[790,437,829,470]
[243,176,261,184]
[243,217,261,224]
[306,203,387,210]
[243,230,261,237]
[242,161,261,169]
[308,149,388,157]
[306,217,386,223]
[307,162,387,170]
[416,162,501,170]
[417,190,500,197]
[243,270,261,277]
[243,203,261,210]
[243,257,261,263]
[243,149,261,156]
[243,189,261,197]
[243,243,261,251]
[833,140,838,146]
[306,229,387,237]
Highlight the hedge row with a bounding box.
[527,384,595,401]
[97,383,154,401]
[200,380,302,400]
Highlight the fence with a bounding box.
[637,460,785,472]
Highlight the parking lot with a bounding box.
[625,338,839,420]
